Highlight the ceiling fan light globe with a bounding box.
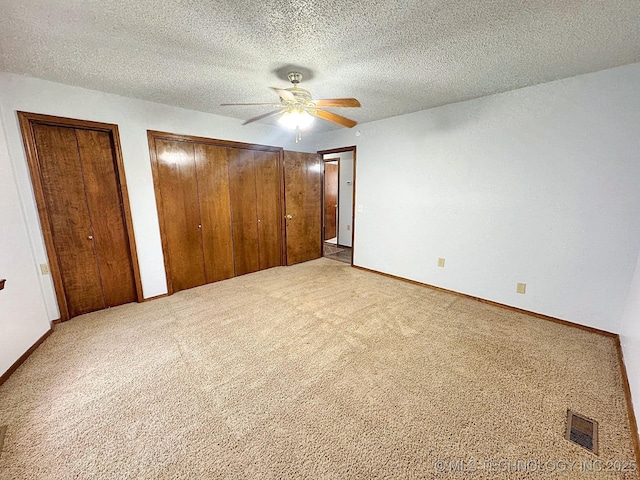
[278,109,314,130]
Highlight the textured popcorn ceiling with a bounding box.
[1,0,639,130]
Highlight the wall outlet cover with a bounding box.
[517,283,526,294]
[40,263,51,275]
[437,258,445,267]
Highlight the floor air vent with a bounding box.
[0,425,6,459]
[566,410,598,454]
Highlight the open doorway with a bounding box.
[319,146,356,265]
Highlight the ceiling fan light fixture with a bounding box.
[278,108,314,130]
[222,70,359,134]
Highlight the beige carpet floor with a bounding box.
[0,258,637,479]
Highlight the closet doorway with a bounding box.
[149,132,323,294]
[319,146,356,265]
[18,112,142,321]
[148,131,283,294]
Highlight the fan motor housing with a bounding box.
[287,72,303,84]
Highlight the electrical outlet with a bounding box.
[347,225,351,231]
[517,283,526,294]
[437,258,445,268]
[40,263,50,275]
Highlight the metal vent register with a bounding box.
[0,425,6,459]
[566,410,598,454]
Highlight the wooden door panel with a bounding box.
[254,150,282,270]
[155,139,206,292]
[228,148,260,276]
[33,124,105,317]
[76,129,137,307]
[195,144,235,282]
[324,163,338,240]
[284,151,322,265]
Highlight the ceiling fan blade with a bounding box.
[314,98,361,108]
[313,109,357,128]
[270,87,295,101]
[221,102,280,106]
[242,109,285,125]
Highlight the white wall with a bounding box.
[620,253,640,438]
[309,63,640,333]
[0,112,51,375]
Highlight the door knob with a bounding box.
[88,235,93,240]
[285,214,293,220]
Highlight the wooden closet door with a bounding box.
[154,139,206,292]
[33,124,105,317]
[254,151,282,269]
[228,148,260,276]
[195,144,235,282]
[284,151,322,265]
[76,129,137,307]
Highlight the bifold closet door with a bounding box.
[75,129,138,307]
[154,139,207,292]
[228,149,261,276]
[228,148,283,275]
[30,123,137,318]
[195,144,235,282]
[254,151,282,269]
[150,132,284,292]
[154,139,236,292]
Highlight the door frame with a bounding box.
[18,112,144,321]
[147,130,285,294]
[318,146,357,266]
[322,158,340,243]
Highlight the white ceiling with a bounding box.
[1,0,639,131]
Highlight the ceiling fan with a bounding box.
[221,72,361,141]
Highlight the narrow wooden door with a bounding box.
[254,150,282,269]
[75,129,137,307]
[33,124,105,317]
[154,139,207,292]
[324,162,339,241]
[24,119,138,319]
[284,151,322,265]
[228,148,261,275]
[195,144,235,282]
